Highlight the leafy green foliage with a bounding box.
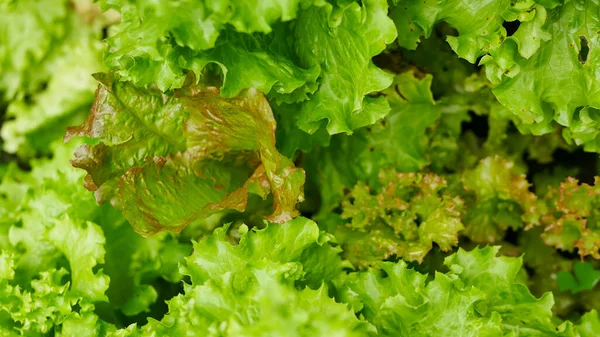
[0,0,108,158]
[461,156,538,243]
[122,218,370,337]
[557,262,600,294]
[0,140,192,336]
[3,0,600,336]
[390,0,600,152]
[538,177,600,258]
[100,0,397,139]
[335,169,463,266]
[578,310,600,337]
[336,246,576,336]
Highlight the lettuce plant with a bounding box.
[2,0,600,336]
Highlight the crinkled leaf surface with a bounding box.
[391,0,600,153]
[336,169,463,266]
[66,73,304,236]
[121,218,367,337]
[390,0,533,62]
[539,177,600,259]
[303,71,443,216]
[336,246,567,336]
[0,0,106,158]
[292,0,397,134]
[461,156,538,243]
[100,0,396,141]
[0,140,196,336]
[99,0,320,91]
[489,2,600,152]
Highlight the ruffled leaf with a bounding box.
[66,74,305,236]
[461,156,538,243]
[539,177,600,259]
[336,169,463,266]
[336,246,566,336]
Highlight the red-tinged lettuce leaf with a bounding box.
[460,156,539,243]
[64,72,189,202]
[333,169,464,267]
[538,177,600,259]
[115,154,230,237]
[66,73,305,236]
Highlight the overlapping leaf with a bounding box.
[302,71,443,216]
[336,246,572,336]
[66,73,305,236]
[98,0,320,91]
[0,140,194,335]
[335,169,463,266]
[391,0,600,153]
[461,156,538,243]
[2,1,600,336]
[390,0,535,62]
[489,1,600,152]
[0,0,108,158]
[118,218,367,337]
[100,0,397,142]
[537,177,600,259]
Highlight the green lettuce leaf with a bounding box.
[302,71,443,216]
[99,209,193,317]
[517,228,575,315]
[336,246,568,336]
[0,140,193,334]
[487,2,600,152]
[0,262,79,337]
[0,142,108,335]
[291,0,396,134]
[364,71,441,172]
[461,156,538,243]
[0,0,73,98]
[119,218,367,337]
[391,0,600,153]
[577,310,600,337]
[0,0,107,158]
[100,0,396,143]
[516,227,600,318]
[98,0,320,91]
[390,0,535,62]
